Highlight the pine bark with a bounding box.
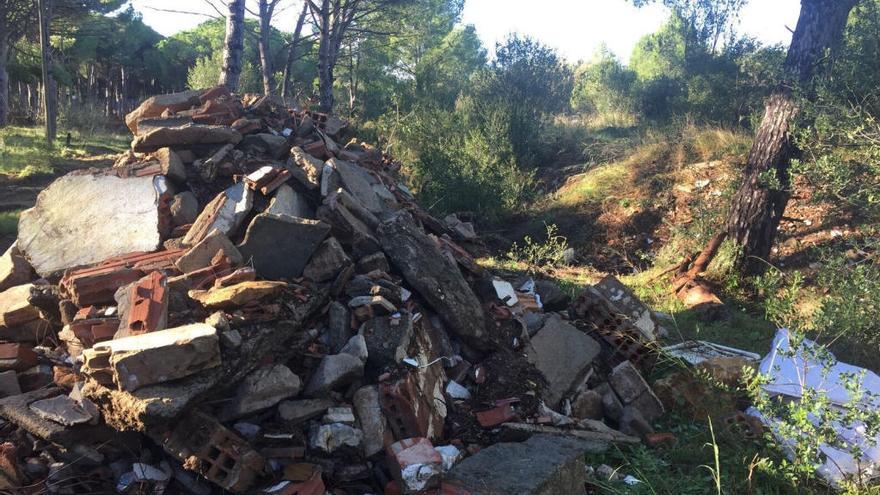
[726,0,859,273]
[316,0,335,112]
[281,2,309,99]
[220,0,246,92]
[257,0,276,95]
[0,33,9,127]
[38,0,56,145]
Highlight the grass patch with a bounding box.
[0,210,19,236]
[0,126,129,178]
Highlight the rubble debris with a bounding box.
[0,244,32,293]
[662,340,760,365]
[238,213,331,280]
[219,364,302,421]
[526,314,600,407]
[0,87,692,495]
[17,173,167,277]
[445,435,605,495]
[82,323,220,391]
[377,212,488,348]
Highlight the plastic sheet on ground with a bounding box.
[749,328,880,488]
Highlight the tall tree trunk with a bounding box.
[257,0,276,95]
[316,0,335,113]
[281,2,309,99]
[220,0,246,92]
[0,33,9,127]
[726,0,858,273]
[37,0,56,145]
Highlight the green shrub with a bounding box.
[506,223,570,268]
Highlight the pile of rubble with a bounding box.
[0,86,672,494]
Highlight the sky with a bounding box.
[129,0,802,62]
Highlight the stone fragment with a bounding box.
[220,364,302,421]
[353,385,385,457]
[29,395,94,426]
[317,198,380,259]
[220,329,242,348]
[330,159,383,213]
[170,191,199,226]
[327,302,352,354]
[188,281,287,309]
[237,213,331,280]
[571,389,603,420]
[303,237,351,282]
[183,182,253,246]
[0,244,32,293]
[81,323,220,392]
[602,390,624,422]
[356,252,390,274]
[362,313,413,369]
[534,280,571,312]
[132,123,242,152]
[177,229,243,273]
[387,438,442,494]
[445,435,603,495]
[444,214,477,240]
[322,406,356,424]
[435,445,462,473]
[17,173,165,277]
[0,284,39,328]
[125,89,201,135]
[525,315,600,407]
[340,334,369,362]
[240,133,288,159]
[153,147,187,182]
[287,147,324,190]
[304,352,364,397]
[309,423,363,453]
[608,361,665,421]
[266,184,314,218]
[377,212,487,348]
[619,405,654,439]
[0,371,20,398]
[278,398,334,425]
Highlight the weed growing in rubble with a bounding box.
[505,223,570,268]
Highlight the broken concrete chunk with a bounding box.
[303,237,351,283]
[278,398,334,425]
[526,315,600,407]
[240,133,288,159]
[176,229,243,274]
[309,423,363,453]
[377,212,488,348]
[17,173,165,277]
[353,386,385,457]
[170,191,199,226]
[288,146,323,189]
[445,435,603,495]
[153,147,187,183]
[363,313,413,369]
[220,364,303,421]
[132,123,242,152]
[356,252,389,274]
[0,284,39,328]
[0,244,32,293]
[322,406,356,424]
[330,159,383,213]
[609,361,665,422]
[237,213,331,280]
[387,438,442,494]
[183,182,253,246]
[267,184,314,219]
[304,352,364,397]
[29,395,95,426]
[188,281,287,309]
[125,89,201,135]
[340,334,369,362]
[571,389,603,420]
[317,199,380,259]
[82,323,220,392]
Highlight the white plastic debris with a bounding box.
[434,445,462,472]
[445,380,471,400]
[493,279,518,306]
[662,340,761,365]
[749,329,880,488]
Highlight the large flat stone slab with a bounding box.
[17,173,164,277]
[377,212,488,348]
[237,213,331,280]
[131,123,242,152]
[445,435,605,495]
[526,315,600,407]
